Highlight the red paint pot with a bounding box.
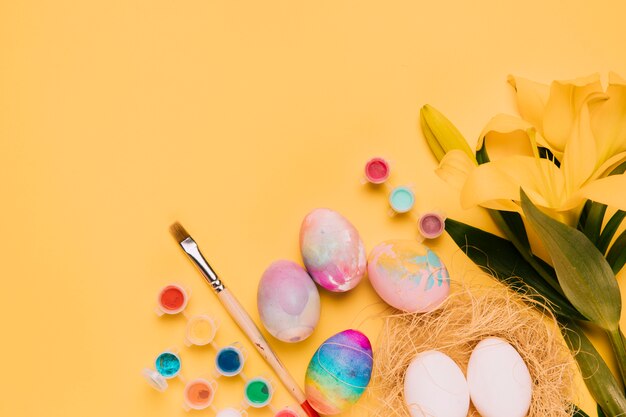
[275,409,299,417]
[364,157,390,184]
[157,284,188,315]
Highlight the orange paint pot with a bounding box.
[183,378,217,410]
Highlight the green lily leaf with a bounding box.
[607,230,626,275]
[572,405,590,417]
[598,210,626,255]
[597,405,607,417]
[583,202,608,245]
[563,321,626,416]
[520,190,621,331]
[445,219,584,320]
[578,161,626,251]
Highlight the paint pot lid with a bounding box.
[157,284,188,314]
[155,351,182,378]
[183,378,216,410]
[185,314,218,346]
[244,377,273,408]
[418,212,446,239]
[364,157,390,184]
[389,186,415,213]
[142,368,168,392]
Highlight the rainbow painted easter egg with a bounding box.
[300,208,366,292]
[368,240,450,313]
[257,260,321,343]
[304,329,373,415]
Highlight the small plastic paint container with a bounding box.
[215,344,246,377]
[183,378,218,410]
[142,368,169,392]
[155,351,182,378]
[389,186,415,213]
[185,314,218,346]
[418,211,446,239]
[364,157,390,184]
[244,377,273,408]
[216,408,248,417]
[274,408,299,417]
[157,284,188,315]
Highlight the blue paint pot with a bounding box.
[215,345,244,377]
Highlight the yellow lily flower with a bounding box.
[437,73,626,225]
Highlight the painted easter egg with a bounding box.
[368,240,450,313]
[404,350,469,417]
[300,208,367,292]
[258,260,321,342]
[467,337,532,417]
[305,329,373,415]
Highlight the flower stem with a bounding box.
[607,327,626,391]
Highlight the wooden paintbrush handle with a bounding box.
[217,288,319,417]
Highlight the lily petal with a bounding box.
[591,73,626,169]
[561,94,603,196]
[477,114,535,159]
[566,174,626,212]
[460,155,565,210]
[542,74,605,153]
[508,75,549,133]
[435,149,476,191]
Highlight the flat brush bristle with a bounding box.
[170,222,191,242]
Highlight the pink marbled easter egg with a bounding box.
[368,240,450,313]
[300,208,367,292]
[257,260,320,342]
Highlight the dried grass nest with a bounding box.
[369,284,576,417]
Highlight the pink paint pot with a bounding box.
[183,378,217,410]
[157,284,188,315]
[418,211,446,239]
[364,157,390,184]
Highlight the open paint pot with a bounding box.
[157,284,188,315]
[243,377,273,408]
[418,211,446,239]
[274,408,299,417]
[185,314,218,346]
[364,157,390,184]
[215,344,246,377]
[389,186,415,213]
[216,408,248,417]
[183,378,218,410]
[155,351,182,378]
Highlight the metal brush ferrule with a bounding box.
[180,237,225,293]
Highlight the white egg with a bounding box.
[404,350,469,417]
[467,337,532,417]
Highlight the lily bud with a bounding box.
[419,104,475,163]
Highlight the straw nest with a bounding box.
[369,284,576,417]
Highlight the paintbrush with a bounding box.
[169,222,320,417]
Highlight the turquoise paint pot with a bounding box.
[389,186,415,213]
[155,351,181,378]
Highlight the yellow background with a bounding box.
[2,1,625,416]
